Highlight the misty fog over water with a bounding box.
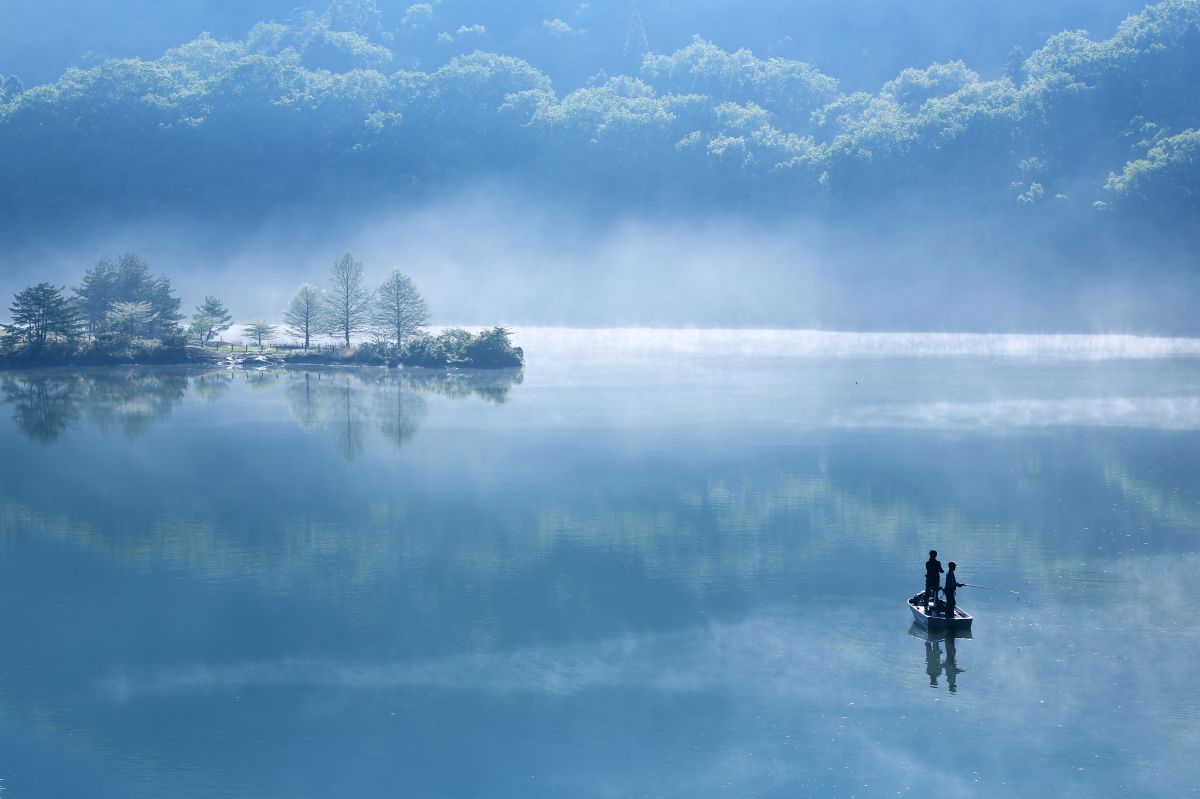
[7,194,1199,333]
[2,2,1200,797]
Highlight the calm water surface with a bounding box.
[1,330,1198,798]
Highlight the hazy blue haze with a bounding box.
[1,331,1198,797]
[2,4,1197,795]
[2,1,1198,332]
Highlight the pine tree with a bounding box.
[192,296,233,345]
[73,254,182,337]
[3,283,80,350]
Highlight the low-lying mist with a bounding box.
[4,184,1196,335]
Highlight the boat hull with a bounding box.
[908,593,973,629]
[907,621,973,642]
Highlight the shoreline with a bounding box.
[0,347,524,373]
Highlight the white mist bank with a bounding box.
[6,184,1199,335]
[209,326,1200,359]
[507,328,1200,361]
[481,328,1200,433]
[829,397,1200,431]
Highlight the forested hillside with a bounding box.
[1,0,1197,232]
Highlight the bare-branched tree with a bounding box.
[373,269,429,347]
[243,321,277,350]
[324,253,372,347]
[282,284,324,351]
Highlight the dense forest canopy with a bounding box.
[1,1,1198,333]
[1,0,1197,230]
[0,0,1153,89]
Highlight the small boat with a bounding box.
[907,621,973,642]
[908,592,973,629]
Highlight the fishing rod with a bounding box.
[962,583,1021,600]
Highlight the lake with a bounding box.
[1,329,1198,798]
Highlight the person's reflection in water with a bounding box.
[944,636,965,694]
[925,640,942,687]
[912,624,968,693]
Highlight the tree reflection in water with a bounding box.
[1,368,186,442]
[191,371,233,404]
[283,367,522,460]
[0,372,83,444]
[0,366,523,454]
[86,369,188,438]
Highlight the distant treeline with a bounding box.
[0,0,1197,228]
[0,252,524,369]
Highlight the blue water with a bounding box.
[1,330,1198,798]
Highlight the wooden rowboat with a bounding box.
[908,592,973,629]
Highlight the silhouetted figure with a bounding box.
[925,640,942,687]
[944,561,964,619]
[944,636,963,693]
[924,550,943,606]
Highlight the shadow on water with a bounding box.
[909,622,972,693]
[0,366,524,451]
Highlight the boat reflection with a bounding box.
[909,622,971,693]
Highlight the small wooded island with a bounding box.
[0,251,523,370]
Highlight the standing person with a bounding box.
[924,550,943,607]
[944,562,965,619]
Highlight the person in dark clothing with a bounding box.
[924,550,943,606]
[944,561,965,618]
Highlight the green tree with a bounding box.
[188,314,217,346]
[397,327,523,368]
[192,296,233,345]
[373,269,429,347]
[243,321,277,349]
[73,254,182,338]
[324,252,372,347]
[73,261,119,335]
[325,0,384,34]
[461,327,524,368]
[1105,128,1200,219]
[3,283,80,350]
[0,74,24,101]
[282,283,324,351]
